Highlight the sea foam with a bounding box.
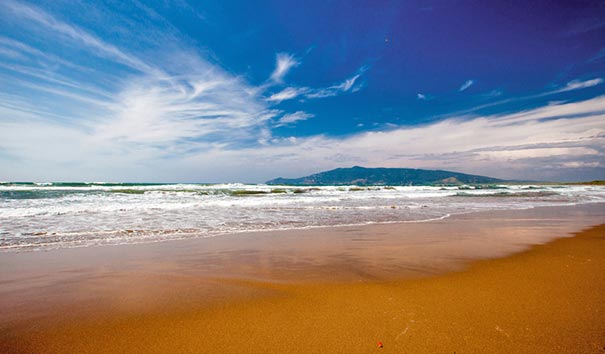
[1,184,604,252]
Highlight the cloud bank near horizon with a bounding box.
[2,94,603,182]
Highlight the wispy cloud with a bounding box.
[0,1,373,182]
[559,78,603,92]
[0,1,370,166]
[1,0,157,76]
[222,96,605,182]
[3,91,603,182]
[0,1,277,153]
[337,74,360,91]
[416,93,434,101]
[475,147,598,160]
[481,89,503,98]
[459,79,474,92]
[276,111,314,127]
[440,77,604,119]
[92,74,275,147]
[304,73,362,99]
[266,72,364,103]
[267,87,307,102]
[270,53,299,83]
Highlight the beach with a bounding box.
[4,0,605,352]
[1,203,604,353]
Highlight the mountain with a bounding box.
[266,166,503,186]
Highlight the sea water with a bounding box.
[1,182,604,252]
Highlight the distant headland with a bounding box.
[266,166,504,186]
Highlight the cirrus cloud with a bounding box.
[270,52,299,83]
[459,79,474,92]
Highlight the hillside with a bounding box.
[266,166,503,186]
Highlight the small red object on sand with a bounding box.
[377,341,383,348]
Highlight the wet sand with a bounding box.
[1,203,604,353]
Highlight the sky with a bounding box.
[0,0,604,183]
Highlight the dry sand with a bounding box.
[1,204,604,353]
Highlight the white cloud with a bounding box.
[93,75,275,147]
[270,53,299,83]
[488,95,605,125]
[560,161,601,168]
[439,77,603,119]
[483,89,503,98]
[1,1,157,75]
[276,111,314,127]
[476,147,598,160]
[267,87,307,102]
[459,79,474,92]
[416,93,435,101]
[194,96,604,182]
[266,72,363,103]
[336,74,360,91]
[560,78,603,92]
[305,73,361,99]
[2,96,603,182]
[0,1,278,157]
[0,2,370,182]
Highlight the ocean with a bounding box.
[1,182,604,252]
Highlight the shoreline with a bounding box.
[3,200,604,255]
[1,203,604,353]
[3,185,604,254]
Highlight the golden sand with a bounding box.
[1,206,604,353]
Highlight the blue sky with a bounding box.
[0,0,604,182]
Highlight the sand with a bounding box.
[1,204,604,353]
